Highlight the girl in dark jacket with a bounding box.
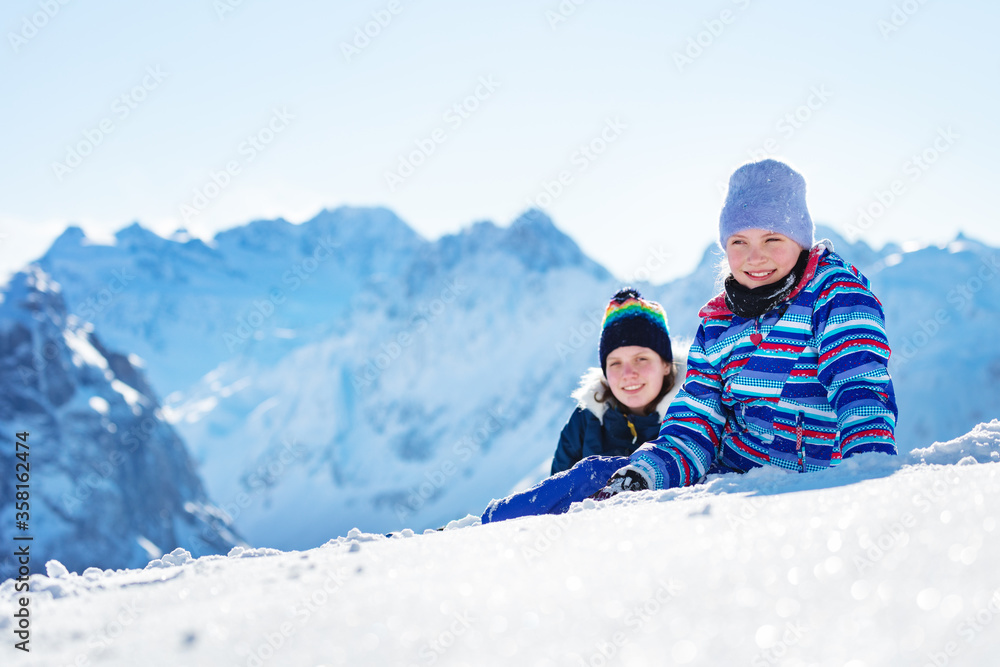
[550,289,686,474]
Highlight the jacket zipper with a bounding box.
[795,411,805,473]
[626,417,637,444]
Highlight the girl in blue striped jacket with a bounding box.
[597,158,898,497]
[482,159,897,522]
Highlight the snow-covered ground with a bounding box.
[3,422,999,667]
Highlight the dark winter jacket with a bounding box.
[551,360,687,475]
[629,242,898,490]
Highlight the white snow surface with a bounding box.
[3,422,1000,666]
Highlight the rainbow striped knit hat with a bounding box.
[599,288,672,373]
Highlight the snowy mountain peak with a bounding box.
[47,225,88,252]
[114,222,167,250]
[0,268,240,578]
[503,208,605,274]
[1,265,66,329]
[432,209,609,278]
[212,216,297,253]
[310,205,422,240]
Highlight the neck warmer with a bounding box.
[724,249,810,319]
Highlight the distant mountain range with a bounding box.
[2,207,997,567]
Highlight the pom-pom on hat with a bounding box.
[719,159,814,250]
[599,288,672,374]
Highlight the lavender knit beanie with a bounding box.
[719,159,814,250]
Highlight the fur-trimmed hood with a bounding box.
[571,352,688,424]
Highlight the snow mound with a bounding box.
[906,419,1000,465]
[1,422,999,665]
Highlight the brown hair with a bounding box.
[594,361,678,417]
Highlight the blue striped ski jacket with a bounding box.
[628,243,898,490]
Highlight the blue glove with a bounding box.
[481,456,628,523]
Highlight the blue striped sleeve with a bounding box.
[628,322,725,489]
[813,268,897,458]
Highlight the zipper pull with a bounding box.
[795,412,805,473]
[626,417,637,444]
[750,317,763,346]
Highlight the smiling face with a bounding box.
[604,345,671,414]
[725,229,804,289]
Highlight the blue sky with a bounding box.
[2,0,997,283]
